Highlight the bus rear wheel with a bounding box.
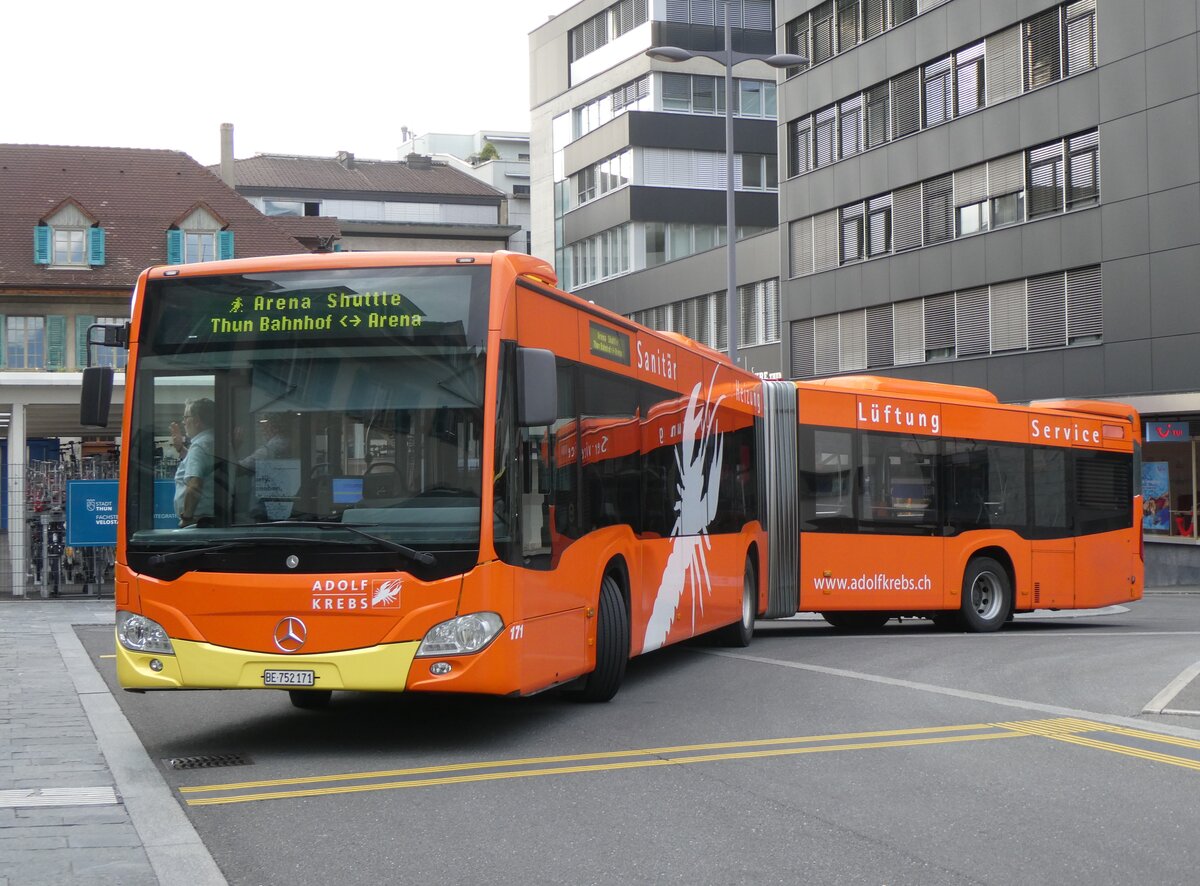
[959,557,1012,632]
[715,557,756,647]
[288,689,332,710]
[580,574,629,703]
[821,612,891,631]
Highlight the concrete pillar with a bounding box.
[6,402,26,597]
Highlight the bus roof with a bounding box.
[798,375,999,404]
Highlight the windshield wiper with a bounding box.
[146,537,319,566]
[234,521,437,566]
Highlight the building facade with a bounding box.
[397,130,533,254]
[775,0,1200,581]
[0,143,309,596]
[221,145,518,254]
[530,0,787,376]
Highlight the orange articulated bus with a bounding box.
[758,376,1143,631]
[83,251,765,707]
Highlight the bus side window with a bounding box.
[800,428,854,532]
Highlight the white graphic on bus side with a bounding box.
[642,370,725,653]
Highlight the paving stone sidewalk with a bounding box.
[0,599,224,886]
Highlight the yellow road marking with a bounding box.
[100,654,116,659]
[180,721,1000,794]
[183,727,1021,807]
[180,717,1200,807]
[995,718,1200,772]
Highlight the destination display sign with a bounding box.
[589,321,631,366]
[144,267,489,351]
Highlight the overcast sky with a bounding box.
[2,0,571,166]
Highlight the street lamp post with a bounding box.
[647,7,805,369]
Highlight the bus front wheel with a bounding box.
[580,574,629,703]
[959,557,1012,632]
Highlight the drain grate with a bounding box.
[166,753,254,770]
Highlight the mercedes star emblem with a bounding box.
[273,617,307,653]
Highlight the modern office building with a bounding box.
[530,0,787,376]
[397,130,533,254]
[775,0,1200,580]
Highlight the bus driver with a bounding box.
[174,398,215,527]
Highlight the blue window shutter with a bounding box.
[46,315,68,370]
[166,229,183,264]
[75,314,95,369]
[89,227,106,266]
[34,226,50,264]
[218,229,234,260]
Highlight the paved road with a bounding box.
[74,593,1200,886]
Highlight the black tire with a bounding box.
[580,574,629,703]
[289,689,332,710]
[959,556,1012,633]
[715,557,757,647]
[821,612,891,631]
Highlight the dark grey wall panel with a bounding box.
[564,115,631,177]
[1104,340,1154,396]
[914,4,950,63]
[1098,0,1147,64]
[951,357,990,391]
[916,127,950,180]
[886,135,921,187]
[986,353,1027,402]
[1100,113,1150,203]
[1146,2,1198,50]
[889,251,921,300]
[1146,35,1199,107]
[980,0,1020,37]
[1099,54,1148,124]
[1150,245,1200,338]
[835,263,863,312]
[1021,217,1064,278]
[1019,85,1062,148]
[1148,185,1200,254]
[984,226,1023,281]
[947,1,983,49]
[1062,345,1107,398]
[1101,197,1151,260]
[1151,332,1200,391]
[1146,98,1200,192]
[627,113,778,155]
[861,258,891,307]
[1021,349,1067,400]
[1057,70,1101,135]
[946,114,985,169]
[1100,255,1152,343]
[1060,209,1103,268]
[950,235,987,291]
[918,243,953,297]
[811,273,837,316]
[626,187,778,227]
[981,100,1023,159]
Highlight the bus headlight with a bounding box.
[416,612,503,657]
[116,611,175,655]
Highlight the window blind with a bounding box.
[1027,271,1067,349]
[955,287,990,356]
[924,293,955,356]
[813,211,840,271]
[985,26,1021,105]
[892,184,923,251]
[815,314,841,374]
[892,69,921,138]
[867,304,894,368]
[790,217,814,277]
[893,299,925,364]
[990,280,1028,352]
[1066,265,1102,341]
[840,310,867,371]
[791,319,816,377]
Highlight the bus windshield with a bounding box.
[125,264,491,563]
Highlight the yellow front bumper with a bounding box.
[116,632,420,692]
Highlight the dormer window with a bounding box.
[54,228,87,265]
[34,199,105,268]
[168,202,233,263]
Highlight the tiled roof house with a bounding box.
[219,148,520,252]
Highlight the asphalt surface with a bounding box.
[4,591,1200,885]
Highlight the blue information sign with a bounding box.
[154,480,177,529]
[66,480,119,547]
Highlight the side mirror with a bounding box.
[80,367,115,428]
[517,347,557,427]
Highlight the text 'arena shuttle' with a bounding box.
[82,251,1142,707]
